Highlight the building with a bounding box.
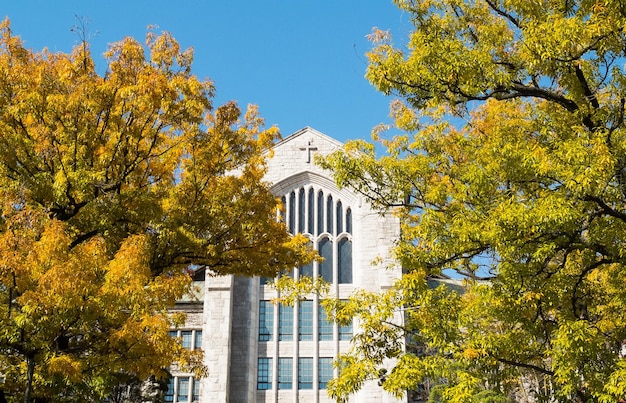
[166,127,404,403]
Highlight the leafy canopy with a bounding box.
[0,19,313,402]
[321,1,626,402]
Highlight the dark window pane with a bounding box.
[317,191,324,235]
[259,301,273,341]
[336,201,343,234]
[308,188,314,234]
[289,191,296,234]
[298,188,305,233]
[319,238,333,283]
[338,238,352,284]
[280,196,286,223]
[326,195,333,234]
[165,377,174,402]
[346,208,352,234]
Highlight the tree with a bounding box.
[0,20,312,402]
[320,1,626,402]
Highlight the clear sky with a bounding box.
[0,1,411,143]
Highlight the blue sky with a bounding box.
[1,1,411,143]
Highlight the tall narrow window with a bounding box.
[278,357,293,390]
[299,239,313,278]
[194,330,202,349]
[308,188,315,234]
[298,188,305,233]
[298,300,313,341]
[346,208,352,234]
[339,299,353,340]
[279,305,293,341]
[288,191,296,234]
[280,196,286,223]
[319,238,333,283]
[165,377,175,402]
[338,238,352,284]
[336,201,343,233]
[177,377,189,402]
[317,191,324,235]
[319,358,333,389]
[298,357,313,389]
[181,331,192,349]
[257,358,273,390]
[318,305,333,341]
[259,301,273,341]
[192,378,200,402]
[339,321,353,341]
[326,195,333,234]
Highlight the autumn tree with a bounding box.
[320,1,626,402]
[0,20,312,402]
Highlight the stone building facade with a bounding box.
[166,127,404,403]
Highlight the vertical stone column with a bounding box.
[202,275,234,402]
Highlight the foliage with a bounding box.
[0,19,313,402]
[320,1,626,402]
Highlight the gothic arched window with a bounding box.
[288,191,296,234]
[298,188,305,233]
[317,191,324,235]
[326,195,333,234]
[318,237,333,283]
[308,188,314,234]
[338,238,352,284]
[336,201,343,234]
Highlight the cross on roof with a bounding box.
[298,139,318,163]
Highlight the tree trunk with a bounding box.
[24,354,35,403]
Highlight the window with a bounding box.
[336,201,343,233]
[308,188,314,234]
[170,330,202,350]
[177,377,189,402]
[339,321,353,341]
[346,208,352,234]
[299,239,313,278]
[259,301,273,341]
[338,238,352,284]
[319,358,333,389]
[298,188,305,233]
[279,305,293,341]
[280,196,286,223]
[298,300,313,341]
[165,377,175,402]
[181,331,192,349]
[289,191,296,234]
[319,238,333,282]
[317,191,324,234]
[318,305,333,341]
[298,357,313,389]
[339,300,353,341]
[326,195,333,234]
[278,357,293,389]
[192,378,200,401]
[257,358,273,390]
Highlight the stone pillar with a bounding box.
[201,275,234,402]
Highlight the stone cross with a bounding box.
[298,139,318,163]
